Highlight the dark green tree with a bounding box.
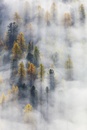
[6,22,18,49]
[34,46,40,67]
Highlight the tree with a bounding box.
[28,41,33,53]
[39,64,45,114]
[0,0,9,38]
[17,32,26,52]
[27,63,36,87]
[0,93,6,105]
[39,64,45,81]
[49,69,55,90]
[45,11,51,26]
[12,41,22,59]
[24,104,32,113]
[14,12,21,24]
[30,86,38,107]
[79,4,85,24]
[11,58,18,83]
[37,5,44,24]
[6,22,18,49]
[18,62,26,86]
[51,2,57,23]
[63,13,72,27]
[27,41,34,63]
[34,46,40,67]
[46,87,49,121]
[65,56,73,69]
[65,56,73,80]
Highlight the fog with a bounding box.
[0,0,87,130]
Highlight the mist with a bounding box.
[0,0,87,130]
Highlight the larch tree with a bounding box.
[39,64,45,113]
[18,62,26,86]
[45,11,51,26]
[51,2,57,23]
[12,41,22,59]
[37,5,44,24]
[27,63,36,87]
[65,56,73,80]
[17,32,26,52]
[63,13,72,27]
[14,12,21,24]
[11,42,21,82]
[39,64,45,81]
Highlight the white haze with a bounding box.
[0,0,87,130]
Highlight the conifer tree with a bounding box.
[34,46,40,67]
[39,64,45,113]
[17,32,26,52]
[39,64,45,81]
[12,41,22,59]
[6,22,18,49]
[65,56,73,80]
[18,62,26,86]
[49,69,55,90]
[27,63,36,87]
[27,41,34,63]
[45,11,51,26]
[63,13,72,27]
[79,4,85,24]
[14,12,21,24]
[51,2,57,23]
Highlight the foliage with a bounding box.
[18,62,26,78]
[12,41,22,59]
[6,22,18,49]
[17,32,26,52]
[39,64,45,81]
[24,104,32,113]
[65,56,73,69]
[34,46,40,67]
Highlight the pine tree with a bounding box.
[49,69,55,90]
[28,41,33,53]
[6,22,18,49]
[12,41,22,59]
[17,32,26,52]
[79,4,85,24]
[30,86,38,107]
[27,41,34,63]
[34,46,40,67]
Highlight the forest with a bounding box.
[0,0,87,130]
